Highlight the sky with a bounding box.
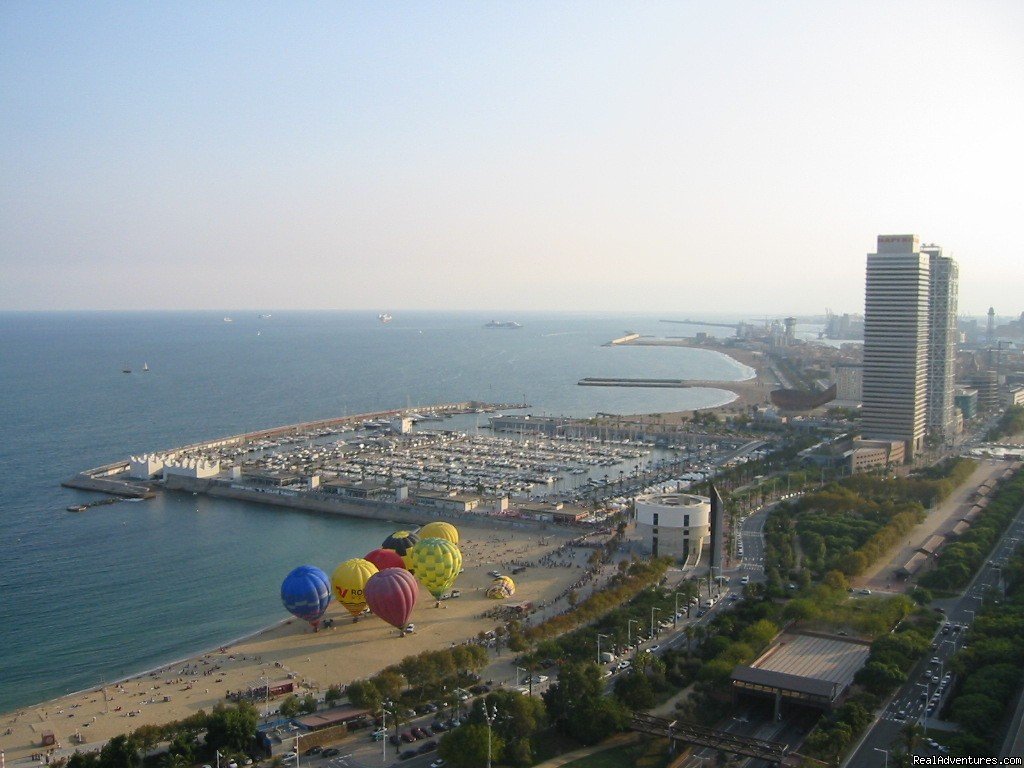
[1,2,1022,315]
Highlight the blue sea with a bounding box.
[0,311,750,713]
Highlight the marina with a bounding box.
[61,401,764,526]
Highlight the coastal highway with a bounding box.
[844,493,1024,767]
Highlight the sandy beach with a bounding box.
[0,525,589,763]
[614,336,778,418]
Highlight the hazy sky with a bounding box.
[2,2,1022,314]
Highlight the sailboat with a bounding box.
[122,363,132,374]
[142,362,149,372]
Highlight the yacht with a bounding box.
[379,313,393,324]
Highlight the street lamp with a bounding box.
[597,633,609,665]
[873,747,889,768]
[628,619,640,651]
[380,702,394,765]
[673,593,683,628]
[484,703,499,768]
[515,667,527,687]
[651,607,661,638]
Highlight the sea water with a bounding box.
[0,311,750,712]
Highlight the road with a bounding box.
[844,492,1024,767]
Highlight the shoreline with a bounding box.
[0,524,587,762]
[613,335,776,417]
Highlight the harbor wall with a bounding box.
[165,475,563,533]
[606,333,642,346]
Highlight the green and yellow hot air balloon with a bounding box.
[409,537,462,604]
[331,558,379,618]
[418,521,459,546]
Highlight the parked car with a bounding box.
[413,727,430,739]
[399,751,417,761]
[321,749,341,757]
[430,721,448,733]
[417,741,438,754]
[389,735,402,746]
[430,760,446,768]
[303,747,322,756]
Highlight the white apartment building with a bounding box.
[862,234,930,458]
[923,244,959,442]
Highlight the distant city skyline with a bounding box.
[2,2,1022,313]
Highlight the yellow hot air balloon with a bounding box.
[486,576,515,599]
[419,521,459,546]
[409,537,462,603]
[331,558,379,618]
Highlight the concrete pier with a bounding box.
[61,474,155,498]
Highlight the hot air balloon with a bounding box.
[331,558,379,619]
[281,565,332,631]
[382,531,419,568]
[486,575,516,599]
[365,547,406,572]
[364,568,419,634]
[418,521,459,545]
[409,537,462,604]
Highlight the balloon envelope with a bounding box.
[281,565,332,628]
[486,576,516,599]
[419,521,459,545]
[409,537,463,600]
[365,548,406,572]
[364,568,419,630]
[331,558,379,617]
[382,531,419,569]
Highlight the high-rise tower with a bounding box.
[923,244,959,442]
[862,235,930,458]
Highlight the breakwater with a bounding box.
[578,376,695,388]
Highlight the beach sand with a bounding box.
[0,526,587,763]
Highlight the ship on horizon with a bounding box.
[379,313,393,324]
[484,320,522,329]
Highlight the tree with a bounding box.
[465,691,544,767]
[161,755,190,768]
[854,661,907,695]
[543,662,629,744]
[345,680,382,710]
[98,735,140,768]
[68,754,100,768]
[167,733,195,764]
[950,693,1003,738]
[325,685,343,706]
[278,695,301,718]
[299,695,318,714]
[614,672,655,710]
[206,702,259,754]
[438,724,503,768]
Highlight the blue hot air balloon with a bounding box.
[281,565,332,631]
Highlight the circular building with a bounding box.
[634,492,711,559]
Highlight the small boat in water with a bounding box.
[122,363,131,373]
[142,362,149,372]
[67,505,87,512]
[378,312,393,324]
